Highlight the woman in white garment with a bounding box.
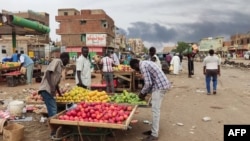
[170,53,180,75]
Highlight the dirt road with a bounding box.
[0,59,250,141]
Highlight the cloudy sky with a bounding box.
[1,0,250,51]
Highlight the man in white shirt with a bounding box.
[75,47,91,89]
[203,49,221,95]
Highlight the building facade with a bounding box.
[199,37,224,53]
[228,32,250,57]
[55,9,115,57]
[127,38,144,54]
[0,10,50,58]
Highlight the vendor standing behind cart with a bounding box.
[19,52,34,85]
[38,52,69,137]
[100,52,116,94]
[129,58,171,141]
[75,46,91,89]
[12,50,19,62]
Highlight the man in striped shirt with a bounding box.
[100,52,116,93]
[130,59,171,141]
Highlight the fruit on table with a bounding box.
[26,90,43,103]
[56,86,110,103]
[113,65,133,71]
[58,102,133,124]
[110,90,147,105]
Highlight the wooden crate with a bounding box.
[50,104,138,130]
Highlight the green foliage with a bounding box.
[176,41,191,53]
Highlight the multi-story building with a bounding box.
[127,38,144,54]
[199,37,224,52]
[228,32,250,57]
[0,10,50,58]
[115,34,127,51]
[55,9,115,57]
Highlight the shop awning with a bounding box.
[65,47,104,53]
[89,47,103,52]
[65,47,81,52]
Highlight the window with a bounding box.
[101,20,108,28]
[64,12,68,16]
[1,46,6,54]
[81,34,86,42]
[80,20,86,25]
[247,38,250,44]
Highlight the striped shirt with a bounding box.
[140,60,171,94]
[101,56,114,72]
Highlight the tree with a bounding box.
[176,41,190,53]
[143,46,149,54]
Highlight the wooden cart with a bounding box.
[113,71,135,92]
[49,104,138,141]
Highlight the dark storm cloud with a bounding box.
[119,22,177,42]
[176,11,250,42]
[120,11,250,44]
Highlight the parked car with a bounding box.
[244,51,250,60]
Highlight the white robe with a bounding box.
[170,55,180,74]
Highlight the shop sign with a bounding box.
[86,34,106,46]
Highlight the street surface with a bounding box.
[0,58,250,141]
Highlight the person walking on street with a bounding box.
[170,53,180,75]
[19,52,34,85]
[129,59,171,141]
[100,52,116,94]
[38,52,69,137]
[75,47,91,89]
[179,52,183,71]
[203,49,221,95]
[186,44,198,78]
[165,52,172,67]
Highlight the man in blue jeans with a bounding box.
[203,49,221,95]
[38,52,69,137]
[130,59,171,141]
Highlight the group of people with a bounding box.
[36,45,220,141]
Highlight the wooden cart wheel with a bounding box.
[55,126,73,140]
[55,126,63,138]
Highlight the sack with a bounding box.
[0,118,8,135]
[169,65,173,71]
[20,67,26,74]
[183,47,193,56]
[3,123,24,141]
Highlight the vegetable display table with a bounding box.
[49,104,138,141]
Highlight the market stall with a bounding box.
[49,103,138,141]
[0,62,21,82]
[63,64,76,79]
[113,65,135,92]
